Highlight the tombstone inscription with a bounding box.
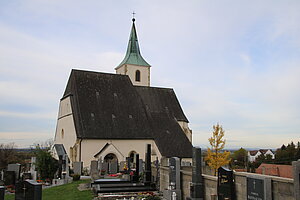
[217,167,235,200]
[246,175,271,200]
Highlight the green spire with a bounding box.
[116,18,151,68]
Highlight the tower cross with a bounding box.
[132,11,136,19]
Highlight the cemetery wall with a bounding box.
[157,165,295,200]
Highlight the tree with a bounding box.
[205,124,230,175]
[0,143,17,170]
[230,148,247,169]
[33,142,58,180]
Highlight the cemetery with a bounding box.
[0,145,300,199]
[0,144,300,200]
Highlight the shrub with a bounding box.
[73,174,81,181]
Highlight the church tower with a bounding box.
[115,18,151,86]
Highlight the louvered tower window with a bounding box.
[135,70,141,82]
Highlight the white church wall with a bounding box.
[116,64,150,86]
[177,121,192,142]
[80,139,162,168]
[54,96,77,162]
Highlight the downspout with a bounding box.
[79,139,82,162]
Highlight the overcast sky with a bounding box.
[0,1,299,149]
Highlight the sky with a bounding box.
[0,0,299,149]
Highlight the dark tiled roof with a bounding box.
[134,86,188,122]
[249,150,259,156]
[64,69,153,139]
[63,69,192,158]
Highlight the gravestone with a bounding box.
[15,180,42,200]
[109,161,118,174]
[1,170,3,181]
[292,159,300,200]
[144,144,152,186]
[246,175,271,200]
[120,161,126,172]
[73,161,83,175]
[139,159,143,174]
[0,170,3,186]
[4,171,15,186]
[217,167,235,200]
[62,154,70,179]
[90,160,99,180]
[30,157,37,181]
[187,147,204,200]
[126,157,131,172]
[98,157,102,173]
[7,164,21,181]
[0,186,4,200]
[163,157,181,200]
[133,154,139,182]
[102,162,109,174]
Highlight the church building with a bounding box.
[53,18,193,168]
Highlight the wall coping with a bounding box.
[235,171,293,183]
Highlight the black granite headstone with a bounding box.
[4,171,15,186]
[144,144,152,185]
[0,186,4,200]
[189,147,204,200]
[217,167,235,200]
[126,157,131,173]
[15,180,42,200]
[133,154,139,182]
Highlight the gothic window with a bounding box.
[61,129,64,139]
[129,151,137,162]
[135,70,141,82]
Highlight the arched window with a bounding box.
[129,151,137,162]
[61,129,64,139]
[104,153,118,163]
[135,70,141,82]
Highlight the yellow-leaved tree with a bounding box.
[205,124,230,176]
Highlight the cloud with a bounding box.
[0,110,55,119]
[0,0,300,148]
[0,131,53,148]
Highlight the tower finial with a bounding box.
[132,11,136,22]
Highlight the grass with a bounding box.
[5,179,93,200]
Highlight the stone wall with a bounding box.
[156,165,295,200]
